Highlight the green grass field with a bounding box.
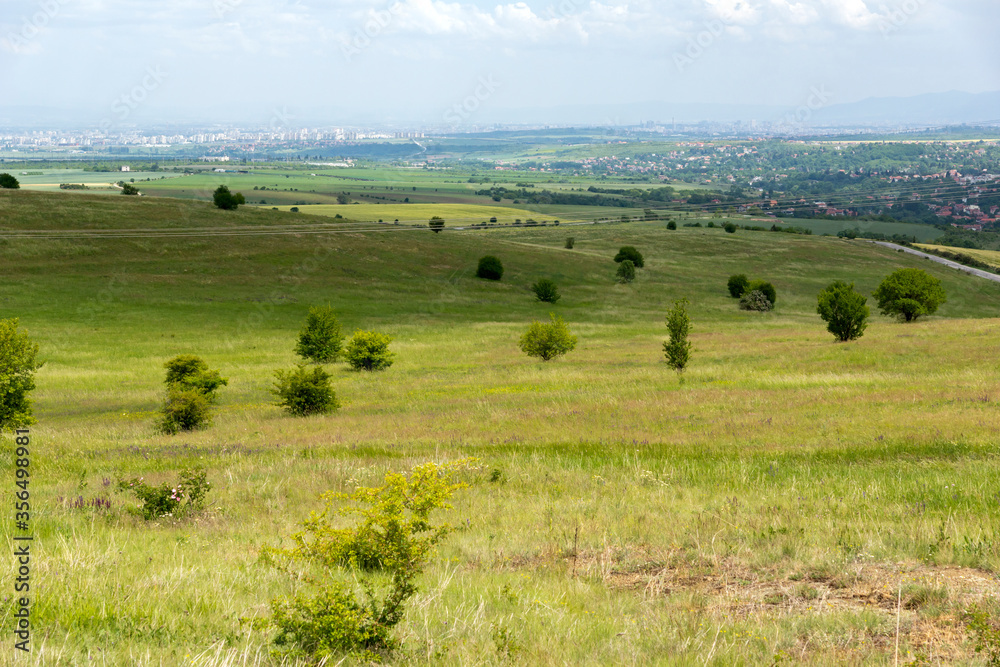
[1,188,999,665]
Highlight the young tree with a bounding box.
[817,281,869,342]
[428,216,445,233]
[272,364,339,416]
[213,185,245,210]
[344,330,395,371]
[120,182,140,195]
[613,246,645,268]
[531,278,560,303]
[727,274,750,298]
[336,193,349,204]
[518,314,577,361]
[873,268,946,322]
[295,306,343,363]
[616,259,636,283]
[476,256,504,281]
[748,279,777,307]
[164,355,228,401]
[663,299,692,373]
[723,222,737,233]
[0,173,20,189]
[0,319,41,431]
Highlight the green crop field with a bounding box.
[1,188,999,665]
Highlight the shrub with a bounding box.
[565,237,575,249]
[119,467,211,520]
[727,274,750,298]
[740,290,773,312]
[163,355,227,400]
[120,182,140,195]
[344,330,395,371]
[616,259,636,284]
[817,281,869,342]
[531,278,560,303]
[0,318,41,431]
[272,364,339,416]
[749,280,777,306]
[519,314,577,361]
[295,306,343,363]
[962,605,1000,666]
[266,460,471,660]
[159,387,212,434]
[0,173,20,189]
[723,222,737,233]
[663,299,692,373]
[613,246,644,268]
[428,216,445,233]
[873,268,946,322]
[666,220,677,230]
[476,255,504,281]
[213,185,245,210]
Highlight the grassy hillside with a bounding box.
[1,189,999,665]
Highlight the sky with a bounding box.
[1,0,998,127]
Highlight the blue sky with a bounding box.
[2,0,997,126]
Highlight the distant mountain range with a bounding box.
[1,91,997,131]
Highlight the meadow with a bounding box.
[0,188,998,665]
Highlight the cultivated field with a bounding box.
[0,189,998,665]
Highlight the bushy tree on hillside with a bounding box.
[616,259,636,283]
[748,280,777,307]
[213,185,245,210]
[295,306,343,363]
[873,268,946,322]
[614,246,644,268]
[727,274,750,298]
[519,314,576,361]
[428,216,445,233]
[0,319,41,431]
[0,173,19,189]
[663,299,692,373]
[272,364,339,416]
[531,278,560,303]
[476,256,504,281]
[345,330,395,371]
[817,281,869,341]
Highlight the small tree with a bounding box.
[295,306,343,363]
[616,259,636,283]
[565,237,575,249]
[873,268,946,322]
[614,246,644,268]
[213,185,245,210]
[272,364,339,416]
[531,279,560,304]
[164,355,227,401]
[748,279,776,307]
[120,182,140,195]
[740,290,773,312]
[476,256,504,281]
[663,299,692,373]
[0,173,19,189]
[428,216,445,233]
[817,281,869,342]
[159,387,212,434]
[723,222,737,234]
[666,220,677,230]
[0,319,41,431]
[519,314,577,361]
[336,193,349,204]
[345,330,394,371]
[727,274,750,298]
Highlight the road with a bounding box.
[865,240,1000,284]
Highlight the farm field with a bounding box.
[0,189,999,664]
[916,244,1000,269]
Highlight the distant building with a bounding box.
[120,166,130,172]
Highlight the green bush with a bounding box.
[0,318,41,431]
[163,355,227,400]
[723,222,737,233]
[666,220,677,230]
[519,314,577,361]
[873,268,946,322]
[740,290,774,312]
[962,605,1000,665]
[727,274,750,298]
[213,185,245,210]
[565,237,575,249]
[159,387,212,434]
[749,280,777,306]
[272,364,339,416]
[613,246,644,268]
[616,259,636,284]
[817,281,869,342]
[531,279,560,304]
[266,460,471,660]
[119,467,211,520]
[295,306,343,363]
[345,330,395,371]
[663,299,692,373]
[476,255,504,281]
[0,173,19,189]
[428,216,445,233]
